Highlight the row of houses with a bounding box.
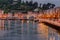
[0,7,60,19]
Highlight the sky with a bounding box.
[22,0,60,7]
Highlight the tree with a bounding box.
[42,4,47,10]
[33,2,38,9]
[42,3,55,10]
[25,1,29,6]
[17,0,21,7]
[28,0,33,6]
[50,4,55,8]
[39,3,42,8]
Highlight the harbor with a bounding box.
[0,0,60,40]
[0,10,60,40]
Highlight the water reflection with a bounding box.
[37,23,48,40]
[0,20,60,40]
[48,27,60,40]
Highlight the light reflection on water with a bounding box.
[0,20,60,40]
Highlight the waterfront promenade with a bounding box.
[0,7,60,30]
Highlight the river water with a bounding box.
[0,20,60,40]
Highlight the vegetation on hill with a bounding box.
[0,0,55,13]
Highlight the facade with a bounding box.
[0,7,60,19]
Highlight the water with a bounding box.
[0,20,60,40]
